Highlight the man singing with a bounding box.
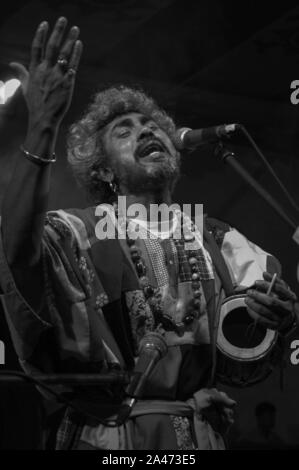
[0,18,297,450]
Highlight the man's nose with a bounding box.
[137,125,155,141]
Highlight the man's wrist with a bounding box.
[27,119,59,136]
[24,121,59,157]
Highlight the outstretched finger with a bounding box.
[56,26,80,71]
[45,17,68,65]
[63,40,83,83]
[68,39,83,73]
[30,21,49,69]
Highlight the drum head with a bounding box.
[217,295,277,361]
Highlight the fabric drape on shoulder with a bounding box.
[0,207,137,373]
[42,207,133,370]
[204,217,281,288]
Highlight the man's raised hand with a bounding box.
[9,17,83,131]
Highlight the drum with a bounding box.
[216,294,284,387]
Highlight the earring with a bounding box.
[109,181,118,194]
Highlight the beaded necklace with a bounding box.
[117,207,203,337]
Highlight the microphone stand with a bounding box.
[214,142,299,247]
[0,371,129,386]
[0,370,131,426]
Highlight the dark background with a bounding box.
[0,0,299,449]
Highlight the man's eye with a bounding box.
[149,124,158,131]
[117,130,130,138]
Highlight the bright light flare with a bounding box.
[0,79,21,104]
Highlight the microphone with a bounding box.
[116,331,167,424]
[174,123,239,150]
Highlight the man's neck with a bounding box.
[119,189,173,222]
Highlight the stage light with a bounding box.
[0,79,21,105]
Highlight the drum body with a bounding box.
[216,294,283,387]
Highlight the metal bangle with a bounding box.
[21,145,56,165]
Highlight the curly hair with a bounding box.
[67,85,177,203]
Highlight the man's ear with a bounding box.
[98,167,114,183]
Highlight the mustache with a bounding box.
[134,136,169,159]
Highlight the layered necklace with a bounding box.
[116,206,203,337]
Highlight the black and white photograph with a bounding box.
[0,0,299,455]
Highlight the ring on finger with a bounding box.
[67,67,76,76]
[57,57,68,68]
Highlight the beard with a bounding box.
[116,153,181,195]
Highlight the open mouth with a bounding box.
[137,139,168,160]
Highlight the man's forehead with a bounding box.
[106,112,155,130]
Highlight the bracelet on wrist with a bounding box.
[21,145,56,165]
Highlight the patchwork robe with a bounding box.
[0,206,281,449]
